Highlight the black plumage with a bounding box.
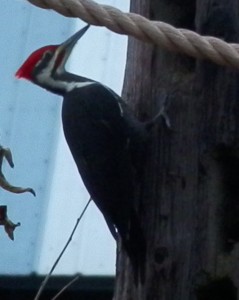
[62,83,147,281]
[16,25,150,283]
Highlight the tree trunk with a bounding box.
[114,1,239,299]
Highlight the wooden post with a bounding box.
[114,1,239,299]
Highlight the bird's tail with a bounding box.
[119,209,146,285]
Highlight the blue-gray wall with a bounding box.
[0,0,73,274]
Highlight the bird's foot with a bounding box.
[145,93,171,130]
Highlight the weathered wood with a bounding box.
[114,0,239,299]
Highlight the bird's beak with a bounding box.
[55,24,90,70]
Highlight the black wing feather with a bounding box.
[62,83,146,282]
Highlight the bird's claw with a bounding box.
[0,205,20,240]
[153,103,171,129]
[145,93,171,130]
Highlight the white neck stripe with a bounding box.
[36,68,94,92]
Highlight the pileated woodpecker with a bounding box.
[15,25,160,282]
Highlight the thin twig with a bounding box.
[34,198,92,300]
[51,274,81,300]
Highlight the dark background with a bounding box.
[0,275,114,299]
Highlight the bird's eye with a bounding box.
[35,51,52,68]
[42,50,52,60]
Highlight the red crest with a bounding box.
[15,45,57,80]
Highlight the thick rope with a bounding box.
[27,0,239,68]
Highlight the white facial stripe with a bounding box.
[36,60,124,116]
[37,67,94,92]
[66,81,95,91]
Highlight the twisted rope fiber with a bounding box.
[27,0,239,68]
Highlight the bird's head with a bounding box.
[15,25,90,91]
